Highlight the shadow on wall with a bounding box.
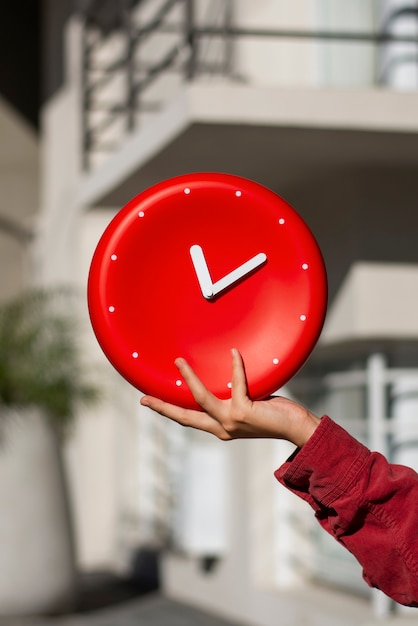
[286,165,418,306]
[76,547,160,614]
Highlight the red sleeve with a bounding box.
[275,416,418,607]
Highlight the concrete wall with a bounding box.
[322,262,418,344]
[0,98,39,301]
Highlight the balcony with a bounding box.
[78,0,418,204]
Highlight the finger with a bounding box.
[175,358,223,416]
[230,348,249,401]
[140,395,230,439]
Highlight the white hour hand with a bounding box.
[190,245,267,300]
[190,244,215,299]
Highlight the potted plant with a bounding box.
[0,287,99,616]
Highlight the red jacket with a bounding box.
[275,416,418,607]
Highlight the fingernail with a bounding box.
[175,357,185,368]
[231,348,237,356]
[140,397,149,406]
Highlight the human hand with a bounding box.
[140,349,320,448]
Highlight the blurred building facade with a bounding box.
[4,0,418,623]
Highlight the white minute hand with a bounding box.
[212,252,267,296]
[190,245,267,300]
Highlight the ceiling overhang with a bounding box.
[77,83,418,209]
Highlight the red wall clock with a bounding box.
[88,173,327,409]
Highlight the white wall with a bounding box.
[36,18,157,573]
[0,98,39,300]
[37,19,84,288]
[234,0,317,87]
[66,207,169,573]
[321,262,418,345]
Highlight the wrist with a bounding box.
[292,410,321,449]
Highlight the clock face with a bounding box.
[87,173,327,409]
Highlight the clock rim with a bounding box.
[87,172,328,409]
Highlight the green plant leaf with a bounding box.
[0,287,100,436]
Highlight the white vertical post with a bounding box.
[391,373,418,616]
[392,374,418,472]
[367,353,392,618]
[367,353,387,454]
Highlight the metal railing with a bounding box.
[80,0,418,170]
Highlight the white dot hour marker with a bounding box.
[300,314,307,321]
[279,218,285,225]
[176,379,182,386]
[138,211,145,217]
[111,254,117,261]
[184,188,191,195]
[273,358,279,365]
[132,352,139,359]
[108,306,115,313]
[302,263,309,270]
[235,190,242,197]
[227,382,232,389]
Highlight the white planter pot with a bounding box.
[0,408,77,616]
